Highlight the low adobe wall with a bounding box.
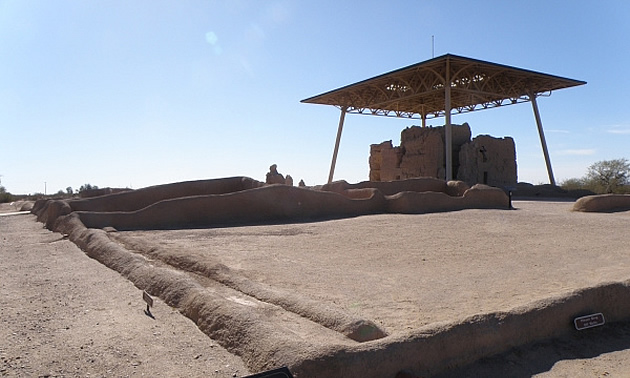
[294,282,630,377]
[573,194,630,212]
[386,184,508,214]
[32,177,263,229]
[321,177,451,196]
[75,185,388,230]
[33,177,509,232]
[74,176,263,212]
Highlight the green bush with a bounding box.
[0,186,13,203]
[559,178,586,191]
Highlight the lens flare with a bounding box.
[205,31,218,45]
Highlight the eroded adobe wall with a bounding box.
[369,123,517,187]
[33,177,509,232]
[369,141,402,181]
[458,135,517,188]
[573,194,630,212]
[370,123,471,181]
[399,126,445,179]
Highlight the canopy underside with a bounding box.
[302,54,585,119]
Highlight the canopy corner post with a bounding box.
[327,106,348,184]
[445,58,453,181]
[529,92,556,186]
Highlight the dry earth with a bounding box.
[119,201,630,335]
[0,208,249,377]
[4,200,630,376]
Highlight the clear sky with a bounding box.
[1,0,629,194]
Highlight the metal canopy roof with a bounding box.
[301,54,586,120]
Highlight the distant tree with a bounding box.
[585,158,630,193]
[66,187,74,196]
[559,177,586,191]
[78,183,98,193]
[0,185,13,203]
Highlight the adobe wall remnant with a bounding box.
[369,141,402,181]
[573,194,630,213]
[399,124,471,180]
[513,183,594,199]
[266,164,295,186]
[459,135,517,188]
[266,164,285,184]
[369,123,517,187]
[33,177,509,232]
[79,187,131,198]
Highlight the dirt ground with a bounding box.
[120,201,630,335]
[3,200,630,377]
[0,209,249,377]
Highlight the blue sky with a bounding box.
[1,0,629,194]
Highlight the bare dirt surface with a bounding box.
[5,200,630,377]
[0,210,249,377]
[120,201,630,335]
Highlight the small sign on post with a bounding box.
[574,312,605,330]
[143,290,154,318]
[243,366,294,378]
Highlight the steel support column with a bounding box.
[444,59,453,181]
[421,106,427,128]
[327,107,347,184]
[530,94,556,186]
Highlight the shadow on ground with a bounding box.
[435,320,630,377]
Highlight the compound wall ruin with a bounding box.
[369,123,517,188]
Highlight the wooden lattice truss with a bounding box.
[302,54,585,120]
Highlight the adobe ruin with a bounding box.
[369,123,517,188]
